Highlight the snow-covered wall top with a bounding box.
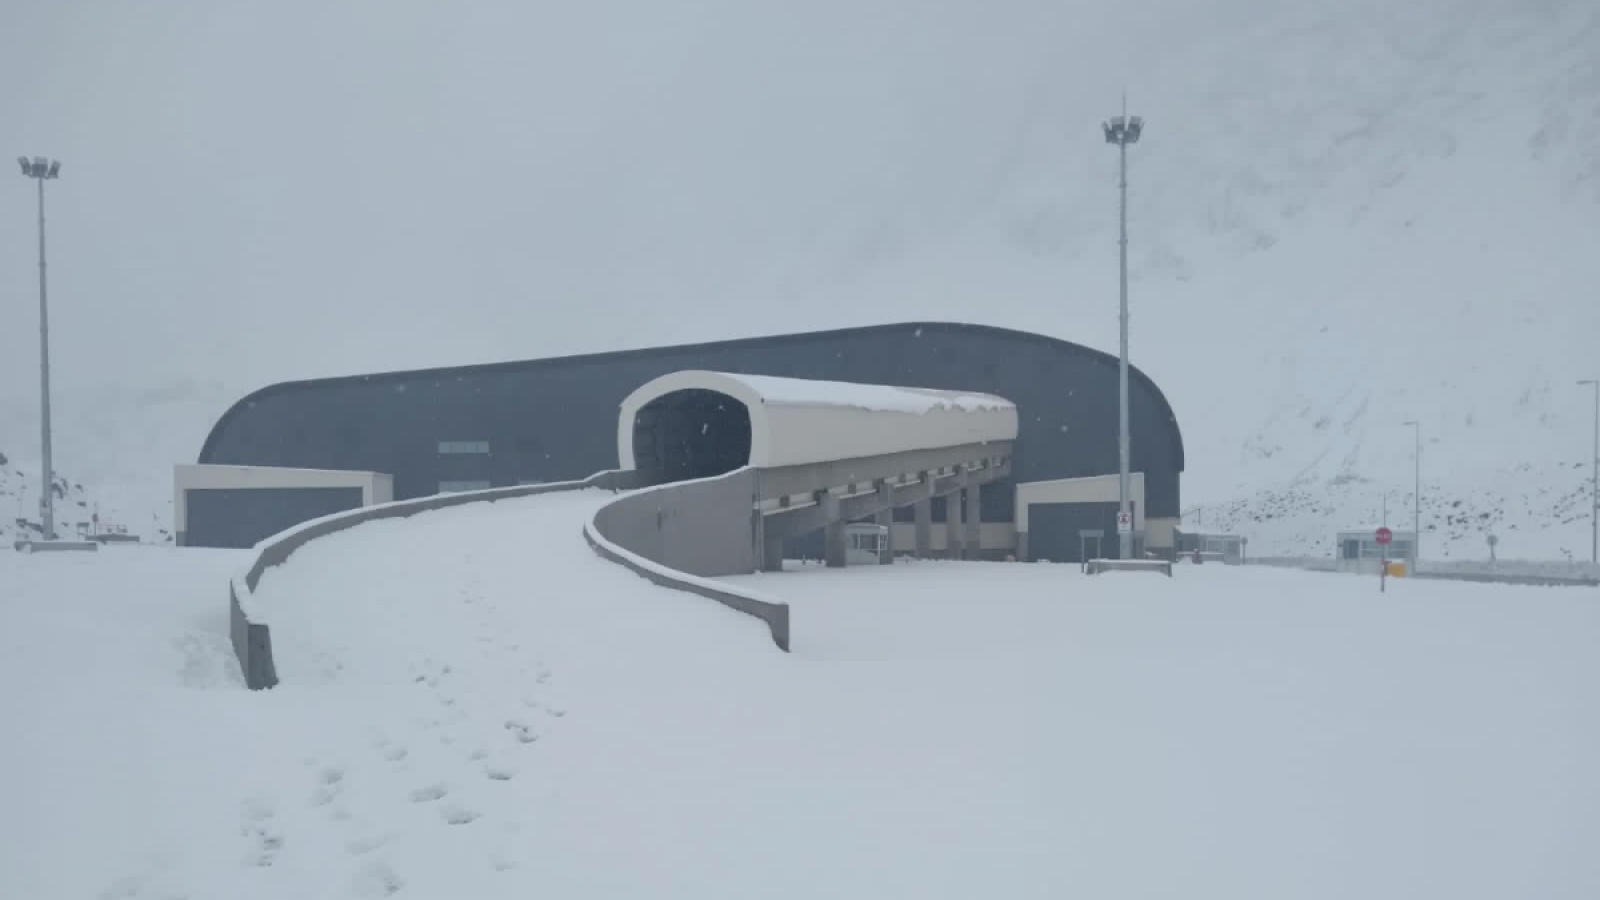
[723,372,1013,415]
[617,370,1018,471]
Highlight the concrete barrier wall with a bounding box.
[589,468,762,578]
[1409,571,1599,588]
[1247,556,1598,587]
[230,469,638,690]
[230,580,277,690]
[585,467,791,652]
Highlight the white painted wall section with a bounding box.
[617,370,1017,471]
[1014,473,1146,533]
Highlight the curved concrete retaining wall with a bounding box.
[229,470,637,690]
[584,467,791,652]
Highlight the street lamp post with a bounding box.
[1581,380,1599,565]
[1103,102,1143,559]
[18,155,61,541]
[1402,420,1421,568]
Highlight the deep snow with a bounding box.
[5,492,1600,898]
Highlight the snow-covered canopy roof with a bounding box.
[719,372,1014,414]
[618,370,1017,471]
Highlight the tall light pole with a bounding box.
[18,155,61,541]
[1581,380,1599,565]
[1402,419,1421,567]
[1103,101,1143,559]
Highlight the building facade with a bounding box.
[191,321,1184,556]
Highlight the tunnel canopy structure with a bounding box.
[618,370,1019,485]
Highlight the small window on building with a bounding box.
[438,440,491,455]
[438,480,492,493]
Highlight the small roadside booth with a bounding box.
[1335,528,1417,576]
[1176,530,1247,564]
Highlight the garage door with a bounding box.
[185,487,365,549]
[1027,500,1135,562]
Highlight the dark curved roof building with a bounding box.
[187,321,1184,557]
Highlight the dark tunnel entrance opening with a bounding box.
[632,389,753,486]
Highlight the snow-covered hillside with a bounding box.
[1186,462,1597,564]
[0,379,235,545]
[2,0,1596,555]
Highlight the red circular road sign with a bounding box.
[1375,527,1393,545]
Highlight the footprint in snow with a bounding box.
[352,859,406,898]
[97,874,149,899]
[524,698,566,718]
[409,783,449,803]
[311,765,347,806]
[439,803,481,825]
[503,719,539,744]
[239,800,283,868]
[489,851,517,872]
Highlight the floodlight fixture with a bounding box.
[18,156,62,180]
[1103,115,1144,146]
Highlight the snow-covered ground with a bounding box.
[6,493,1600,898]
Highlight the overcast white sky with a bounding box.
[1,0,1222,400]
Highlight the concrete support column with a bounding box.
[824,520,847,568]
[921,493,934,557]
[945,494,964,560]
[914,495,932,559]
[964,483,982,560]
[874,481,895,564]
[762,532,786,572]
[820,491,847,568]
[945,466,969,560]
